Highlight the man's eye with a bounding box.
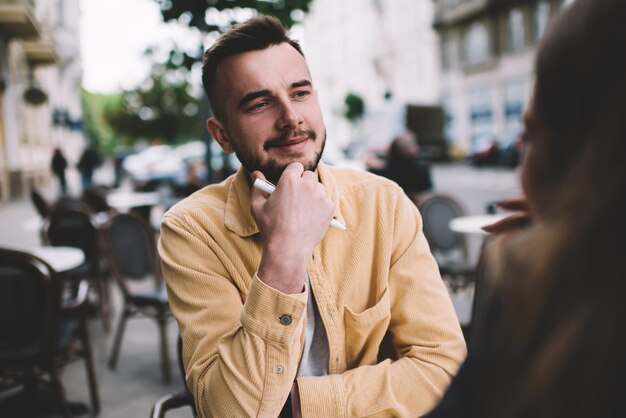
[249,101,270,111]
[293,90,310,99]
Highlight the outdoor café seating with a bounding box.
[418,193,476,292]
[42,205,112,333]
[0,248,100,417]
[99,213,172,383]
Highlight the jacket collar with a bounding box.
[224,161,344,237]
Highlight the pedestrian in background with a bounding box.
[50,147,68,195]
[426,0,626,416]
[77,144,102,188]
[366,130,433,202]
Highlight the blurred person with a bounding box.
[77,144,102,188]
[158,16,466,418]
[426,0,626,417]
[50,147,68,195]
[174,162,203,197]
[367,130,433,202]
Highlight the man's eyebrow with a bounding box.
[238,89,271,109]
[292,79,312,89]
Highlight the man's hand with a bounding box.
[251,162,334,294]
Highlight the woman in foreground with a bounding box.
[427,0,626,416]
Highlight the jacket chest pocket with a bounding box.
[343,288,391,368]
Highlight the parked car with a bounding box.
[122,142,207,189]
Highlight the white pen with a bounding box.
[253,178,347,231]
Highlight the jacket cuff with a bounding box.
[241,273,307,345]
[297,374,346,417]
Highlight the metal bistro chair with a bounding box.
[150,336,196,418]
[418,193,475,292]
[42,205,112,333]
[30,188,50,219]
[99,213,172,383]
[0,248,100,417]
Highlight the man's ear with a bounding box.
[207,118,234,154]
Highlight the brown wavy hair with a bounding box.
[479,0,626,416]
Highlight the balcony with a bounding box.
[434,0,489,28]
[434,0,531,29]
[0,0,39,39]
[22,26,57,66]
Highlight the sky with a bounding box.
[80,0,200,94]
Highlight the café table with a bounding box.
[447,214,508,328]
[9,245,86,273]
[449,214,508,235]
[106,190,161,212]
[107,190,162,226]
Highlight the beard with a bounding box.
[232,128,326,185]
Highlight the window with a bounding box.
[508,8,525,53]
[463,22,490,66]
[503,81,526,144]
[56,0,64,27]
[441,35,454,71]
[534,1,550,42]
[469,87,494,151]
[442,94,454,143]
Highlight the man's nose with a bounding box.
[276,100,304,130]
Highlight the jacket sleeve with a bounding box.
[158,212,307,417]
[296,191,467,417]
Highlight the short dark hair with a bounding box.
[201,15,304,117]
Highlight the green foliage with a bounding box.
[81,89,124,155]
[103,47,202,145]
[154,0,314,33]
[344,92,365,122]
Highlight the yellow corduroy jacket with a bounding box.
[158,161,466,418]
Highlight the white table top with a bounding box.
[11,245,86,273]
[449,214,508,235]
[107,191,161,211]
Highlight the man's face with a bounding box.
[208,42,326,184]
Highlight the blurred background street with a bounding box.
[0,0,567,415]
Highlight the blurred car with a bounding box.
[122,141,207,188]
[122,145,172,183]
[469,134,523,168]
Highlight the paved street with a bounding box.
[433,162,522,214]
[0,161,520,417]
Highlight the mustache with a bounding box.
[263,129,317,151]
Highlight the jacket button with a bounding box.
[279,314,292,325]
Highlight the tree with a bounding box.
[81,89,124,155]
[104,46,202,145]
[154,0,314,34]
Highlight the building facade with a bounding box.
[300,0,441,162]
[0,0,82,201]
[433,0,572,153]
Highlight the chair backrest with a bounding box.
[30,189,50,219]
[43,207,99,264]
[81,185,112,214]
[418,193,468,262]
[99,213,162,298]
[0,248,61,369]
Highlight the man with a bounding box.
[158,15,466,417]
